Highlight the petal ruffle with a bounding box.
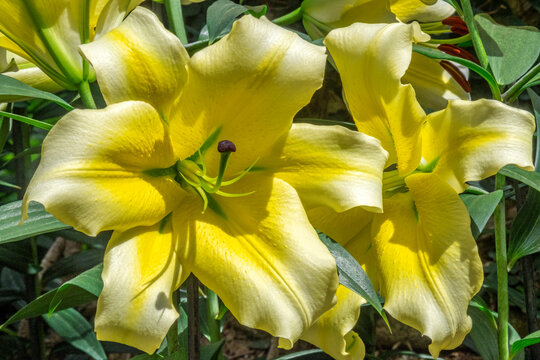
[23,101,184,236]
[96,221,187,353]
[170,15,326,172]
[325,22,426,175]
[172,175,338,347]
[284,285,365,360]
[81,7,189,118]
[390,0,455,22]
[403,52,469,111]
[259,123,387,213]
[423,99,535,193]
[368,173,483,357]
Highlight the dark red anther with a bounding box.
[440,60,471,93]
[442,16,469,35]
[217,140,236,153]
[438,44,480,65]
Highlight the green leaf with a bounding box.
[510,330,540,360]
[44,308,106,360]
[201,340,225,360]
[474,14,540,85]
[275,349,328,359]
[0,110,52,130]
[41,248,104,286]
[508,189,540,269]
[0,201,71,245]
[206,0,247,44]
[499,165,540,192]
[0,264,102,328]
[318,232,388,326]
[0,74,73,110]
[460,190,503,238]
[0,114,10,153]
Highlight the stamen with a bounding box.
[439,60,471,93]
[206,140,236,193]
[442,16,469,35]
[438,44,480,65]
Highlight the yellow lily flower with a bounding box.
[300,21,535,359]
[22,9,389,354]
[301,0,468,110]
[0,0,143,90]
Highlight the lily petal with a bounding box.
[325,22,426,175]
[259,123,387,213]
[403,52,469,111]
[170,15,326,171]
[96,221,187,354]
[423,99,535,193]
[23,101,183,236]
[172,175,338,346]
[95,0,144,37]
[81,7,189,118]
[282,285,365,360]
[390,0,455,22]
[368,172,483,357]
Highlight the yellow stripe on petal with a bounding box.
[423,99,535,193]
[260,123,387,213]
[96,221,187,354]
[81,7,189,118]
[325,22,426,175]
[284,285,365,360]
[390,0,456,22]
[170,15,326,172]
[23,101,183,236]
[172,176,339,346]
[403,52,469,111]
[371,173,483,358]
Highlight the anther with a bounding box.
[438,44,480,65]
[442,16,469,35]
[217,140,236,153]
[440,60,471,93]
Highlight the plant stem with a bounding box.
[272,7,303,25]
[165,0,188,44]
[187,274,200,360]
[494,173,509,360]
[503,63,540,103]
[460,0,489,69]
[166,290,180,355]
[77,81,96,109]
[206,287,221,342]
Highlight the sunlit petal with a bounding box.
[369,173,483,357]
[259,123,387,213]
[325,22,427,175]
[96,221,187,354]
[82,7,189,117]
[390,0,455,22]
[423,99,535,193]
[173,175,338,346]
[170,15,326,171]
[23,101,183,236]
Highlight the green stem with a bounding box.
[205,287,221,342]
[494,173,509,360]
[272,7,303,25]
[166,290,179,355]
[77,81,96,109]
[165,0,188,44]
[460,0,489,69]
[502,63,540,103]
[187,274,200,360]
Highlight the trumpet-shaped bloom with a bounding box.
[305,21,535,358]
[23,9,389,354]
[301,0,468,110]
[0,0,143,89]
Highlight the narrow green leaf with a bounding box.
[0,110,52,130]
[41,248,104,286]
[499,165,540,192]
[200,340,225,360]
[0,180,20,189]
[0,264,102,328]
[0,201,71,245]
[412,44,501,99]
[0,114,10,153]
[0,74,73,110]
[507,189,540,269]
[44,308,106,360]
[474,14,540,85]
[206,0,247,44]
[460,190,503,238]
[510,330,540,360]
[275,349,327,359]
[318,232,388,326]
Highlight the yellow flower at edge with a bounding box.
[0,0,143,90]
[22,9,389,354]
[292,21,535,360]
